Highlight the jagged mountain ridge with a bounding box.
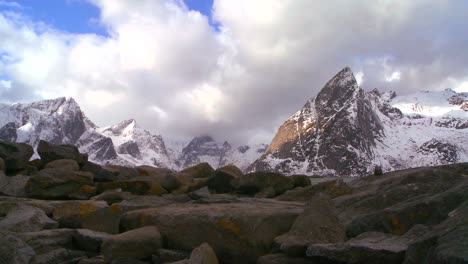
[248,67,468,176]
[0,98,265,170]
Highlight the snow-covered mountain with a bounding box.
[248,67,468,176]
[0,97,265,170]
[174,136,267,170]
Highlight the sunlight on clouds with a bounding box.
[355,71,364,86]
[118,25,157,70]
[455,81,468,93]
[188,83,226,122]
[385,71,401,82]
[84,90,124,107]
[150,105,168,119]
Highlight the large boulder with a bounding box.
[44,159,80,171]
[152,249,190,264]
[25,168,94,199]
[306,225,428,264]
[120,201,303,263]
[277,179,352,202]
[0,172,29,197]
[96,180,167,196]
[18,228,77,254]
[334,164,468,237]
[30,248,88,264]
[0,231,36,264]
[81,204,124,234]
[51,200,108,228]
[103,165,139,181]
[91,190,134,205]
[257,253,317,264]
[181,163,215,179]
[0,204,58,232]
[73,229,111,252]
[404,200,468,264]
[174,243,218,264]
[274,196,345,256]
[234,171,294,197]
[206,167,240,194]
[37,140,85,164]
[290,175,311,188]
[81,161,118,182]
[101,226,162,262]
[0,141,33,171]
[0,157,5,172]
[134,167,181,192]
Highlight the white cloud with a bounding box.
[0,0,467,144]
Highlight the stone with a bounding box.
[175,173,194,186]
[274,196,346,257]
[0,122,17,142]
[51,200,108,228]
[37,140,85,164]
[25,168,94,199]
[206,168,239,194]
[77,256,106,264]
[306,226,429,264]
[101,226,162,262]
[29,159,45,171]
[81,161,118,182]
[135,171,181,192]
[152,249,190,264]
[277,179,353,202]
[69,185,97,200]
[180,162,215,179]
[290,175,311,188]
[137,165,174,177]
[18,228,77,254]
[374,165,383,175]
[254,186,276,198]
[234,171,294,196]
[31,248,88,264]
[91,190,134,205]
[118,195,187,211]
[0,141,34,171]
[119,201,303,263]
[0,204,58,232]
[217,165,243,177]
[104,165,139,181]
[82,203,123,234]
[257,253,317,264]
[188,243,218,264]
[96,180,163,195]
[44,159,80,171]
[0,230,36,264]
[188,178,209,192]
[0,172,29,197]
[73,229,111,252]
[0,157,5,172]
[335,164,468,237]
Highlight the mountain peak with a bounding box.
[102,119,138,136]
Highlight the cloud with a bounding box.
[0,0,467,145]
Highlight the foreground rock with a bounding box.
[101,226,162,262]
[0,231,36,264]
[120,201,303,263]
[37,140,85,165]
[25,168,94,199]
[334,164,468,237]
[274,196,345,256]
[234,171,294,197]
[0,204,58,232]
[306,225,428,264]
[180,162,215,179]
[206,167,240,194]
[0,141,34,172]
[277,179,352,201]
[257,253,317,264]
[0,172,29,197]
[173,243,219,264]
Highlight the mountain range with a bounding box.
[1,67,467,176]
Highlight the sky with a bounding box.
[0,0,467,145]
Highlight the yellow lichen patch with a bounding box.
[109,203,121,214]
[80,185,96,194]
[391,215,407,235]
[218,218,241,235]
[79,203,100,216]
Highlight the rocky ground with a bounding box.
[0,140,467,264]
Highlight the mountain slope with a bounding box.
[248,67,468,176]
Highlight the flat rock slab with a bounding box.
[120,200,303,264]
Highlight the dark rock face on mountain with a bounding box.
[0,122,17,142]
[175,136,266,171]
[249,68,468,176]
[249,67,383,176]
